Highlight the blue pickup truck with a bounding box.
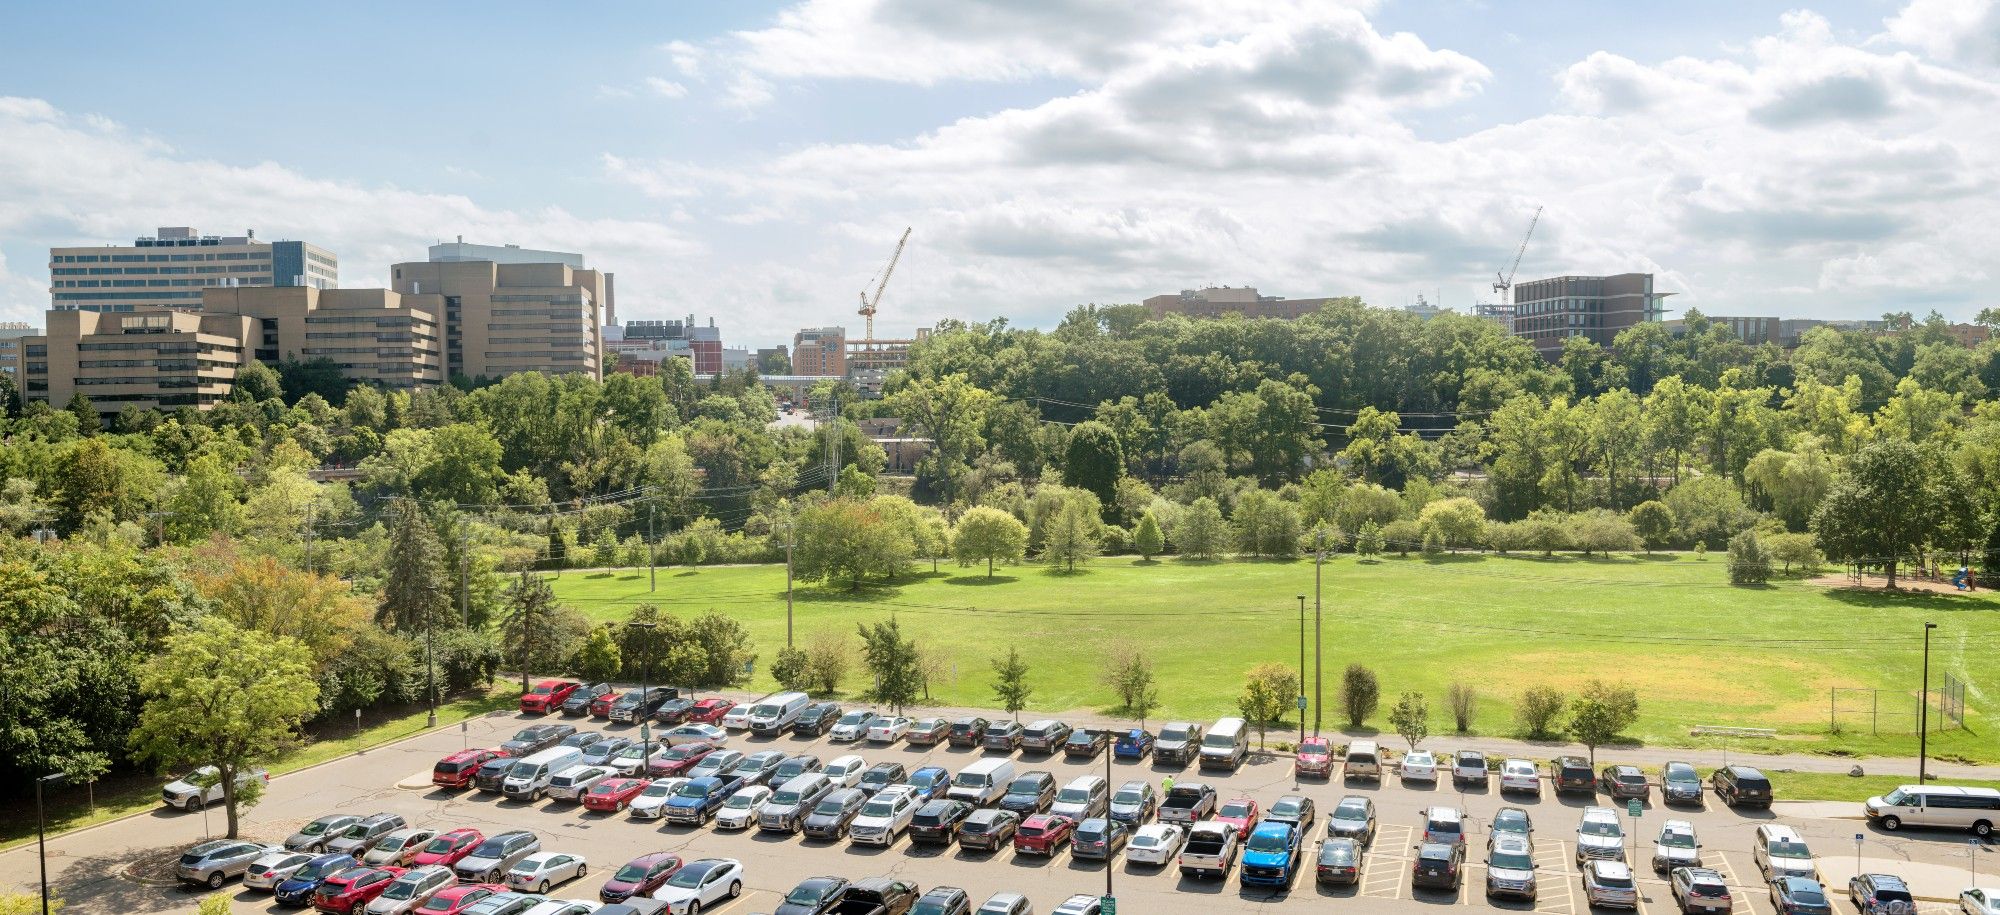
[664,775,743,826]
[1240,821,1303,887]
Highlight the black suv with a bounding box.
[794,703,842,738]
[858,762,907,796]
[948,717,991,748]
[1549,756,1595,795]
[609,687,674,724]
[1063,728,1110,759]
[561,683,611,716]
[1710,766,1773,809]
[910,800,975,846]
[501,723,576,756]
[998,771,1057,816]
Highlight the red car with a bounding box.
[1295,738,1333,778]
[414,885,498,915]
[588,691,619,718]
[312,865,404,913]
[1013,814,1076,855]
[686,698,734,724]
[408,828,482,868]
[519,679,578,714]
[598,852,682,904]
[1215,796,1261,833]
[647,742,716,778]
[432,749,502,789]
[906,718,950,746]
[583,777,651,812]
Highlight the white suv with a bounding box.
[1499,758,1541,796]
[848,786,918,846]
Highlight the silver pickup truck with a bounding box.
[1159,782,1217,825]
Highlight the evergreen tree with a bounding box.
[991,647,1033,722]
[1134,511,1164,561]
[378,500,449,632]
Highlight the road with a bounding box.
[3,707,1986,915]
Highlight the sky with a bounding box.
[1,0,1997,348]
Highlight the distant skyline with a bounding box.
[2,0,1996,348]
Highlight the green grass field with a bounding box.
[554,553,1998,763]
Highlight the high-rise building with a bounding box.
[1508,273,1670,359]
[49,226,337,313]
[390,260,607,382]
[0,322,39,375]
[794,326,846,377]
[202,286,443,390]
[427,239,612,326]
[1142,286,1340,320]
[688,324,723,375]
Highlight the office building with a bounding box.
[22,309,253,417]
[0,323,39,375]
[688,324,723,375]
[1509,273,1670,359]
[202,286,443,390]
[1142,286,1340,320]
[1474,301,1513,329]
[720,346,752,372]
[794,326,847,377]
[49,226,337,313]
[846,328,931,394]
[390,260,608,382]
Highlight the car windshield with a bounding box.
[1219,801,1252,818]
[1006,778,1040,794]
[725,792,760,808]
[530,684,555,694]
[1495,811,1528,832]
[665,866,710,889]
[1246,831,1288,853]
[1580,819,1622,838]
[1159,727,1188,742]
[295,861,334,880]
[1133,834,1159,848]
[838,712,871,725]
[1787,887,1828,905]
[1335,802,1367,820]
[673,782,709,798]
[814,797,850,815]
[381,880,419,900]
[423,835,458,853]
[1665,764,1697,781]
[1490,849,1533,869]
[1769,840,1811,859]
[1407,752,1434,764]
[1593,871,1633,889]
[1200,733,1234,748]
[1113,789,1144,805]
[641,783,675,797]
[1057,787,1091,803]
[862,799,898,817]
[786,884,833,905]
[1271,799,1303,818]
[1660,830,1695,848]
[614,863,650,882]
[1882,788,1910,805]
[1322,843,1356,864]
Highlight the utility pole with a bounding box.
[827,396,841,495]
[1313,528,1325,736]
[37,772,63,915]
[1919,621,1938,784]
[1297,594,1307,745]
[458,534,471,625]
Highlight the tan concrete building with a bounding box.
[390,260,606,381]
[793,326,847,377]
[49,226,337,313]
[1142,286,1340,320]
[202,286,443,390]
[22,309,253,416]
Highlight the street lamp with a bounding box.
[1296,594,1307,746]
[1312,527,1325,736]
[1919,621,1938,784]
[627,622,659,771]
[1103,724,1114,903]
[36,771,64,915]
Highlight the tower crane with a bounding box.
[1492,205,1542,303]
[858,227,911,341]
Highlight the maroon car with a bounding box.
[686,699,734,724]
[598,852,682,904]
[647,742,717,778]
[905,718,950,747]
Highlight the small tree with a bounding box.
[1340,663,1380,728]
[991,647,1033,721]
[1727,529,1772,584]
[500,570,562,692]
[804,629,850,695]
[1355,521,1384,561]
[1383,519,1421,556]
[1043,499,1103,572]
[1767,532,1823,573]
[856,616,921,714]
[576,626,621,682]
[1389,691,1430,750]
[1177,497,1229,559]
[1628,500,1676,552]
[197,896,231,915]
[1446,682,1477,733]
[770,644,813,692]
[1099,644,1156,716]
[1516,686,1566,740]
[1420,529,1445,557]
[951,506,1028,577]
[1238,663,1298,750]
[1568,680,1639,767]
[1134,512,1165,561]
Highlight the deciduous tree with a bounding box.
[1238,663,1298,750]
[1389,691,1430,750]
[1340,664,1379,728]
[950,506,1028,577]
[1568,680,1639,767]
[1176,497,1229,560]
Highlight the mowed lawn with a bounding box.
[553,553,1999,761]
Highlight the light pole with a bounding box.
[1313,528,1325,736]
[1919,621,1937,784]
[628,622,658,771]
[425,610,438,728]
[1296,594,1307,746]
[1103,729,1114,902]
[37,771,64,915]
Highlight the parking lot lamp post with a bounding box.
[1919,621,1937,784]
[37,772,63,915]
[1296,594,1306,745]
[629,621,658,766]
[1104,728,1114,900]
[1313,528,1324,736]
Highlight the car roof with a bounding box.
[1491,834,1532,853]
[1592,860,1633,876]
[1417,842,1456,857]
[1582,806,1619,819]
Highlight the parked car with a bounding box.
[1499,758,1542,796]
[519,679,578,715]
[1013,813,1076,855]
[982,721,1024,752]
[1411,842,1466,891]
[774,876,847,915]
[1158,781,1218,824]
[829,709,880,742]
[504,852,587,894]
[1713,765,1774,808]
[1178,822,1240,880]
[412,886,494,915]
[471,757,514,793]
[823,754,868,789]
[999,771,1057,816]
[1063,728,1110,759]
[948,716,991,748]
[1107,780,1157,825]
[288,815,365,853]
[1662,761,1705,806]
[178,839,271,889]
[1576,806,1626,864]
[1551,755,1596,794]
[1265,794,1315,832]
[246,851,318,891]
[801,787,867,840]
[1154,721,1204,765]
[720,706,753,731]
[1754,824,1822,882]
[433,750,504,790]
[858,761,908,796]
[910,887,969,915]
[1020,719,1074,752]
[1601,764,1650,801]
[1582,860,1640,909]
[500,724,574,756]
[582,776,650,812]
[975,893,1030,915]
[409,829,482,869]
[1294,737,1332,777]
[1846,873,1916,915]
[162,766,269,811]
[1484,833,1537,902]
[1051,896,1102,915]
[660,723,728,748]
[1127,823,1185,867]
[609,687,673,724]
[546,765,613,803]
[1491,806,1533,843]
[1072,817,1129,861]
[579,737,634,768]
[1214,796,1260,833]
[906,718,950,746]
[1051,775,1110,820]
[906,765,951,803]
[597,852,679,904]
[313,865,405,913]
[651,697,695,726]
[911,799,975,846]
[1653,819,1701,873]
[650,858,744,914]
[327,814,410,857]
[1669,866,1734,914]
[1452,750,1489,786]
[760,773,836,834]
[1327,796,1378,846]
[453,831,540,884]
[1316,837,1362,887]
[628,778,690,820]
[1959,888,2000,915]
[364,865,455,915]
[559,683,610,716]
[647,741,716,777]
[1239,820,1302,887]
[664,775,745,826]
[715,785,773,829]
[849,785,920,846]
[866,716,913,744]
[363,828,438,867]
[273,854,357,907]
[773,753,824,784]
[1768,877,1833,915]
[729,750,788,787]
[558,730,602,749]
[588,690,620,719]
[793,703,842,737]
[685,698,734,725]
[956,808,1021,852]
[1400,750,1439,782]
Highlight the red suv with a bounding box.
[432,749,502,789]
[312,866,404,913]
[687,699,734,724]
[409,828,482,868]
[520,679,578,714]
[1295,737,1333,778]
[1014,814,1076,855]
[414,885,497,914]
[648,742,716,777]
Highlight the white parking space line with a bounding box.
[1361,824,1414,900]
[1706,849,1770,915]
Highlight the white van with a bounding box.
[1344,740,1381,780]
[1198,717,1248,771]
[748,691,811,736]
[502,747,582,801]
[1751,824,1819,882]
[1865,785,2000,836]
[948,758,1017,806]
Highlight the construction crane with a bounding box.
[1492,205,1542,303]
[858,227,911,341]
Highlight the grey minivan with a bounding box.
[286,814,362,853]
[177,839,271,889]
[763,773,837,834]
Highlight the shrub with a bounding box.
[1516,686,1566,740]
[1727,530,1772,584]
[1340,664,1380,728]
[1447,682,1477,733]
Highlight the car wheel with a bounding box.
[1881,815,1902,831]
[205,872,224,889]
[577,864,587,877]
[1977,820,1994,838]
[728,880,741,898]
[537,881,549,893]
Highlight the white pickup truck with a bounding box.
[1178,822,1240,880]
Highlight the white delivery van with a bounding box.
[1198,717,1248,771]
[502,747,582,801]
[748,691,811,736]
[947,758,1017,806]
[1865,785,2000,836]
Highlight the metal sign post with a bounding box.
[1853,833,1862,877]
[1626,799,1641,858]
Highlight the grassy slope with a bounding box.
[554,553,1998,763]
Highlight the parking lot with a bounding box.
[2,707,1979,915]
